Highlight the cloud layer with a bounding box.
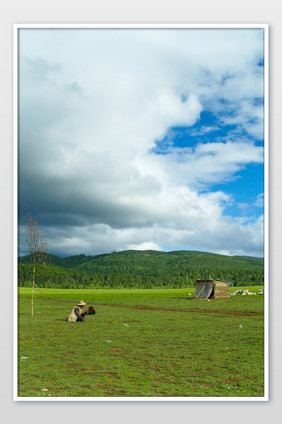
[18,28,265,257]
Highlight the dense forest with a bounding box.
[18,250,264,289]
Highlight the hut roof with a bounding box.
[196,278,231,285]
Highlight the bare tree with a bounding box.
[22,213,48,316]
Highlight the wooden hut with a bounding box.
[195,278,231,299]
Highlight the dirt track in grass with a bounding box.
[96,303,263,317]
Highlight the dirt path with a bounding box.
[97,303,263,317]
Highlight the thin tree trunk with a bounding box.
[23,214,47,317]
[31,264,35,316]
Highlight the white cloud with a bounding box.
[127,242,163,251]
[190,126,220,136]
[148,141,263,189]
[254,193,264,208]
[18,28,264,258]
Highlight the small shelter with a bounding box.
[195,278,231,299]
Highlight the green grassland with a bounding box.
[17,286,265,398]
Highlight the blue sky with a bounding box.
[153,109,264,221]
[18,27,265,257]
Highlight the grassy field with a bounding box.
[17,286,265,398]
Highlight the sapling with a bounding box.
[22,213,48,316]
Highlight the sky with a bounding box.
[18,27,265,258]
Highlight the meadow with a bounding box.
[17,286,265,398]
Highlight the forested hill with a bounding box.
[18,250,264,289]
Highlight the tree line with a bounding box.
[18,260,264,289]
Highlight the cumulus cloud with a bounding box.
[18,28,265,258]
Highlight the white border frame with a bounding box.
[13,23,269,402]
